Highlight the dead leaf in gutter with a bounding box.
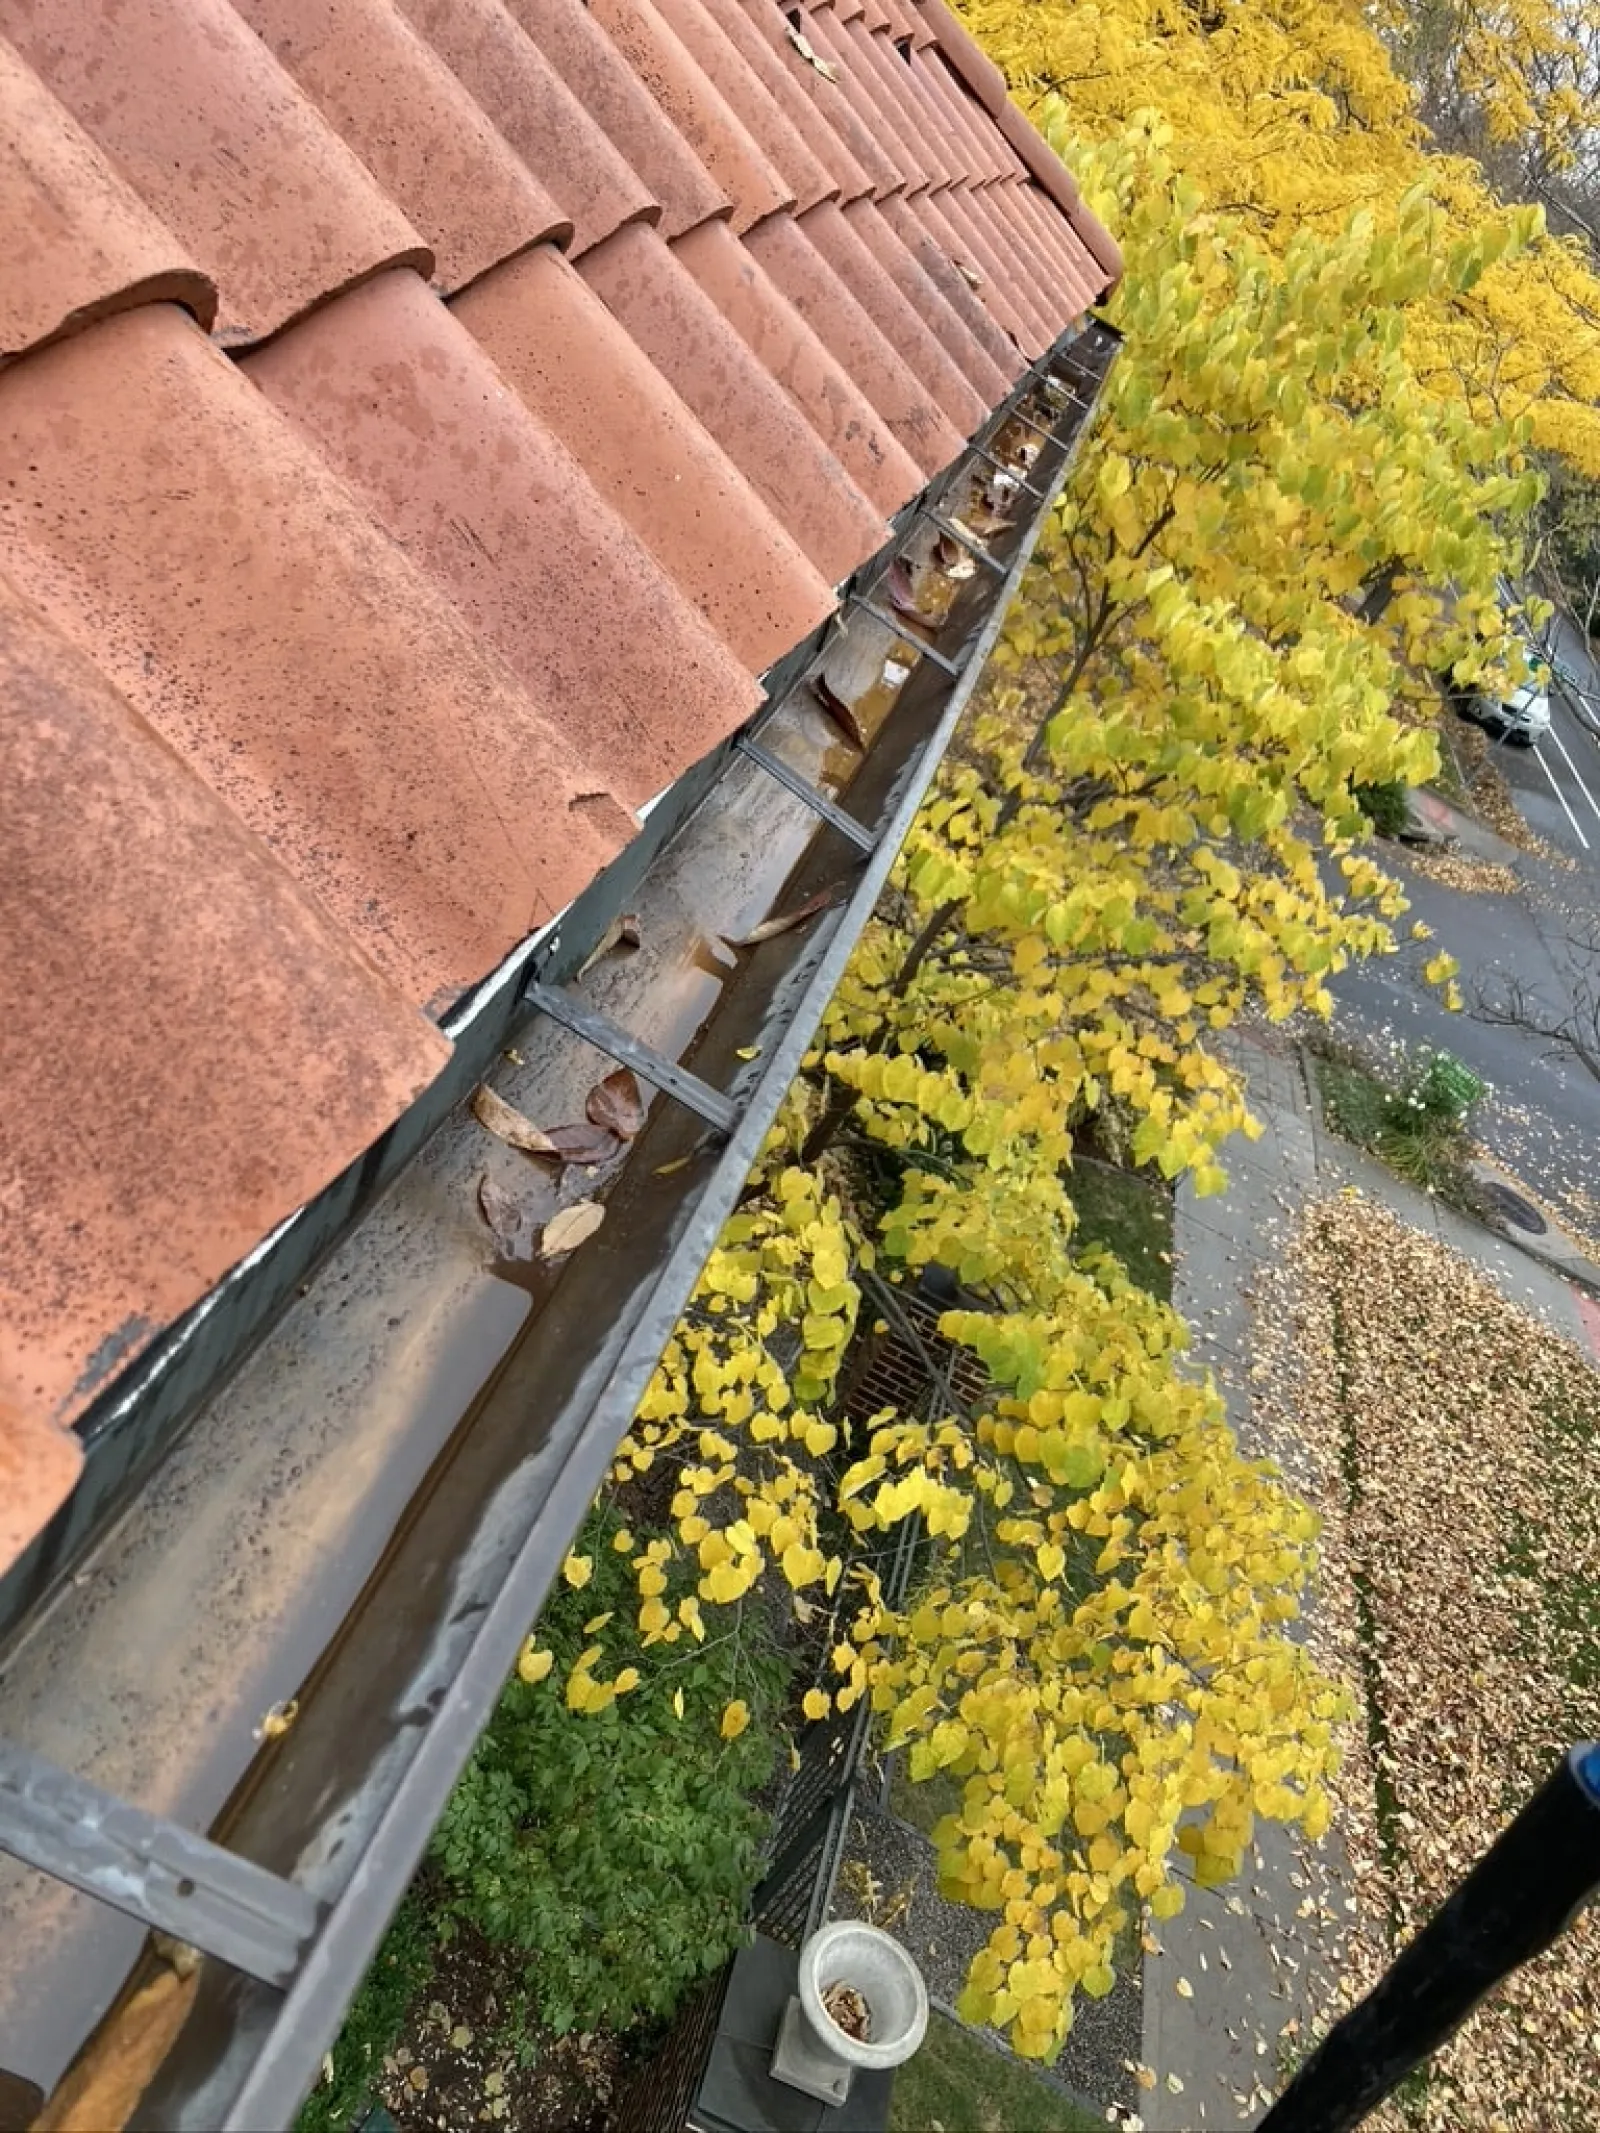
[254,1699,299,1742]
[585,1067,647,1141]
[727,885,840,947]
[656,1155,693,1176]
[952,257,983,290]
[547,1121,623,1167]
[478,1171,536,1259]
[933,535,977,581]
[542,1200,606,1257]
[884,558,939,632]
[811,673,865,749]
[472,1084,558,1157]
[577,910,641,980]
[784,19,840,78]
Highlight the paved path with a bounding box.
[1141,1028,1600,2129]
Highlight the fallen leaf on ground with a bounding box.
[472,1084,558,1157]
[478,1172,536,1260]
[728,885,840,947]
[811,673,865,748]
[585,1067,646,1141]
[577,910,641,980]
[254,1699,298,1741]
[542,1200,606,1256]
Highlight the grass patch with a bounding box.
[294,1893,435,2133]
[1311,1040,1485,1213]
[889,2011,1105,2133]
[1067,1154,1173,1302]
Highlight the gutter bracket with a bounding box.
[969,444,1048,500]
[845,596,963,677]
[922,509,1006,579]
[522,983,739,1134]
[0,1740,319,1988]
[734,738,877,853]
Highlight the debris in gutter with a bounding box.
[577,910,642,980]
[254,1699,299,1741]
[726,884,842,947]
[478,1172,537,1260]
[884,558,938,629]
[31,1944,203,2133]
[584,1067,646,1142]
[811,673,865,749]
[541,1201,606,1257]
[470,1084,559,1157]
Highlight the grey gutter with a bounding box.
[0,320,1119,2132]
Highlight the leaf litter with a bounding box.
[1254,1191,1600,2131]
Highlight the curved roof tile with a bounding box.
[0,36,215,364]
[0,0,1122,1570]
[0,0,431,344]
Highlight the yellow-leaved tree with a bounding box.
[507,0,1567,2069]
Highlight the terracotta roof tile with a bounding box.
[401,0,660,257]
[232,0,573,292]
[0,36,215,364]
[450,244,836,671]
[0,567,449,1441]
[241,267,759,804]
[0,304,627,1002]
[505,0,728,242]
[0,0,1122,1567]
[0,0,432,343]
[589,0,794,233]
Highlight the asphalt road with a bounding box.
[1325,636,1600,1237]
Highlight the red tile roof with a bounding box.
[0,0,1119,1575]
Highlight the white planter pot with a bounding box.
[770,1921,930,2105]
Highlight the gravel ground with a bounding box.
[834,1799,1139,2117]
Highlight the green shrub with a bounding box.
[1316,1042,1486,1200]
[429,1510,789,2037]
[1353,779,1412,838]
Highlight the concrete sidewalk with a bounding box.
[1140,1026,1600,2129]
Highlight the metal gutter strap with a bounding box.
[0,1742,319,1990]
[220,327,1116,2133]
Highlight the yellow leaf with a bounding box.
[562,1553,593,1589]
[517,1643,554,1685]
[673,1686,685,1719]
[721,1699,751,1740]
[803,1687,832,1721]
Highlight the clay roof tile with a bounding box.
[232,0,573,294]
[0,0,431,344]
[0,37,215,364]
[0,566,449,1439]
[0,305,626,1005]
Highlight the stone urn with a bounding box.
[770,1920,929,2105]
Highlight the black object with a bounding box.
[1260,1743,1600,2132]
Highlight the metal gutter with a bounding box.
[0,319,1119,2132]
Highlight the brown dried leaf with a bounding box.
[728,885,840,948]
[471,1084,559,1158]
[577,910,642,980]
[541,1199,606,1257]
[546,1121,623,1168]
[585,1068,646,1142]
[811,673,865,749]
[885,557,935,626]
[953,257,984,290]
[784,20,840,78]
[478,1171,536,1260]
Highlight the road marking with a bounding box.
[1531,737,1591,850]
[1547,707,1600,829]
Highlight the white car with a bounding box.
[1463,675,1552,747]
